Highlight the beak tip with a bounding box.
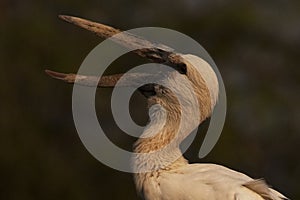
[58,15,73,23]
[45,69,67,80]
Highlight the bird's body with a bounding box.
[135,162,286,200]
[47,15,288,200]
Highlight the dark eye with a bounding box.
[177,63,187,74]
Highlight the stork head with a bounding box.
[137,54,219,125]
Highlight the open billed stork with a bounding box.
[46,15,288,200]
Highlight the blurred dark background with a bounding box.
[1,0,299,199]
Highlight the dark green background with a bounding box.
[1,0,299,199]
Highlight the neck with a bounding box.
[132,104,190,195]
[132,102,198,173]
[132,97,211,196]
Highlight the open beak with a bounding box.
[46,15,187,91]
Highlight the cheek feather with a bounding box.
[181,54,219,109]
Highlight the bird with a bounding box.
[46,15,288,200]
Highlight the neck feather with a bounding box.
[132,102,193,173]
